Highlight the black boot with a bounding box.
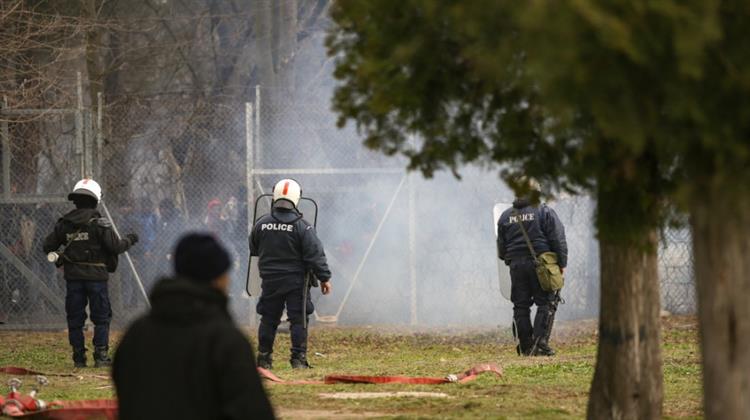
[257,352,273,370]
[532,339,556,356]
[532,300,558,357]
[72,348,87,368]
[93,346,112,368]
[517,338,535,356]
[514,315,534,356]
[290,353,311,369]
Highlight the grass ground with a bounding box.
[0,316,702,419]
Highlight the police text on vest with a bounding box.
[509,213,535,223]
[261,223,294,232]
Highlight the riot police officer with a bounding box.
[250,179,331,369]
[497,179,567,356]
[43,179,138,367]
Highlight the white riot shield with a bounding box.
[494,203,513,301]
[247,255,263,297]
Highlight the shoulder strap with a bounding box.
[513,209,537,260]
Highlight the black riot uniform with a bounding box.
[43,204,136,367]
[497,197,567,356]
[250,205,331,368]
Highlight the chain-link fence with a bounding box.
[1,87,697,329]
[99,95,252,325]
[0,102,95,327]
[251,88,605,326]
[0,94,253,328]
[660,226,695,314]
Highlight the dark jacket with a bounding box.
[497,199,568,268]
[249,207,331,283]
[113,278,275,420]
[42,208,133,281]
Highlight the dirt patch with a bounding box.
[278,409,389,419]
[320,391,450,399]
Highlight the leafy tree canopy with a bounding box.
[327,0,750,245]
[327,1,555,180]
[519,0,750,198]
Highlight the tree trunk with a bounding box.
[255,0,276,89]
[587,230,663,419]
[84,0,106,106]
[276,0,297,92]
[690,188,750,419]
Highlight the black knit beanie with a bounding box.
[174,232,231,283]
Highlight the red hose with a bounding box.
[258,363,503,385]
[0,363,502,418]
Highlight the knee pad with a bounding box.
[90,307,113,325]
[260,317,282,328]
[286,312,307,326]
[513,307,531,319]
[90,314,112,325]
[66,316,85,329]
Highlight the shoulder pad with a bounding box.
[95,218,112,228]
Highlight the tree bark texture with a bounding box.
[691,189,750,420]
[587,231,663,420]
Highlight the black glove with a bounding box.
[126,233,139,246]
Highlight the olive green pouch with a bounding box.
[535,251,564,292]
[513,210,564,292]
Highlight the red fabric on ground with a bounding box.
[0,367,45,376]
[14,400,118,419]
[258,363,503,385]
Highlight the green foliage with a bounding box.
[328,0,750,245]
[327,1,557,180]
[519,0,750,225]
[326,1,663,245]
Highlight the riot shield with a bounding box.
[245,194,318,297]
[493,202,512,301]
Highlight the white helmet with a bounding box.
[272,179,301,207]
[68,178,102,203]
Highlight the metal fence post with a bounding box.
[408,171,418,326]
[254,85,261,167]
[96,92,104,180]
[1,97,10,199]
[246,102,254,238]
[245,102,257,326]
[84,110,94,178]
[75,72,85,178]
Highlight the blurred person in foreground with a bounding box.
[250,179,332,369]
[113,232,275,420]
[42,178,138,368]
[497,178,567,356]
